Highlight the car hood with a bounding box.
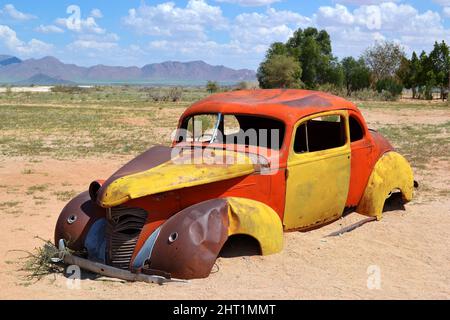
[96,146,256,208]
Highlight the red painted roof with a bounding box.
[182,89,359,125]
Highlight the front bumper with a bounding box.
[56,240,186,285]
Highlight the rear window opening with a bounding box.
[349,115,364,142]
[294,115,347,153]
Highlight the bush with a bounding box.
[375,78,403,98]
[168,87,183,102]
[51,86,88,94]
[351,88,383,101]
[236,81,259,90]
[206,81,219,93]
[146,87,183,102]
[316,84,346,97]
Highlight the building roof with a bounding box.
[182,89,359,126]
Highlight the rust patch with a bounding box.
[148,199,229,280]
[280,94,333,108]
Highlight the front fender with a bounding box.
[133,197,283,280]
[357,151,414,220]
[54,191,106,251]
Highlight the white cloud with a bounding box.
[67,33,120,53]
[142,7,310,69]
[443,7,450,17]
[314,2,450,58]
[147,39,250,67]
[90,8,103,19]
[35,24,64,34]
[55,7,119,57]
[231,8,310,49]
[215,0,280,6]
[317,4,355,26]
[1,4,36,21]
[123,0,227,40]
[0,25,52,56]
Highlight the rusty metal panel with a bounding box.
[148,199,229,280]
[54,191,105,251]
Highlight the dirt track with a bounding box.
[0,106,449,300]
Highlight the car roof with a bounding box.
[182,89,360,126]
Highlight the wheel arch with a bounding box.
[226,197,284,256]
[357,151,414,220]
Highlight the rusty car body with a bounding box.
[54,89,414,282]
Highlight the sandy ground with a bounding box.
[0,107,449,300]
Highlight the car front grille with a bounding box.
[106,206,148,270]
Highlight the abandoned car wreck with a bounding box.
[54,89,415,283]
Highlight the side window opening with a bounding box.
[349,115,364,142]
[294,115,346,153]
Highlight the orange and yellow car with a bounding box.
[54,89,414,282]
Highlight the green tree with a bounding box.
[286,27,334,88]
[322,59,344,88]
[257,54,302,89]
[265,42,289,58]
[341,57,371,96]
[417,51,436,100]
[408,52,421,99]
[429,41,450,100]
[258,27,342,90]
[363,41,406,84]
[206,81,219,93]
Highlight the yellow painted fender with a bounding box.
[357,152,414,220]
[226,197,283,255]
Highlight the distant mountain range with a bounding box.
[0,55,256,85]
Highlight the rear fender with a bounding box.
[357,151,414,220]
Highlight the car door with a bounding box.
[283,110,351,230]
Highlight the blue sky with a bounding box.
[0,0,449,70]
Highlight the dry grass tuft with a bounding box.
[16,237,65,281]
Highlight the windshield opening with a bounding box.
[176,113,285,151]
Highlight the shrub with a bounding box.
[206,81,219,93]
[51,86,88,94]
[352,88,384,101]
[146,87,183,102]
[375,78,403,98]
[168,87,183,102]
[316,84,346,97]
